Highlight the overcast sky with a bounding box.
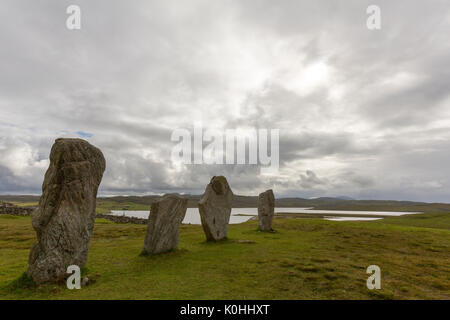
[1,0,449,202]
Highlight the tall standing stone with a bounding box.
[27,138,105,284]
[142,194,188,255]
[198,176,233,241]
[258,189,275,231]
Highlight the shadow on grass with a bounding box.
[198,237,231,246]
[8,272,37,290]
[242,228,278,234]
[199,237,261,246]
[4,266,97,294]
[6,272,36,291]
[139,248,189,258]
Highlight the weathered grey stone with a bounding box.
[27,138,105,284]
[198,176,233,241]
[142,194,188,254]
[258,189,275,231]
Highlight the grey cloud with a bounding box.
[0,1,449,202]
[298,170,326,189]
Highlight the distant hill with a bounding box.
[1,194,450,213]
[334,196,355,201]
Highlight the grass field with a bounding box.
[0,212,448,300]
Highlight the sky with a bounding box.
[1,0,450,202]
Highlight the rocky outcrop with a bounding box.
[198,176,233,241]
[142,194,188,254]
[27,138,106,284]
[258,189,275,231]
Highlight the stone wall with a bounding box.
[0,202,35,216]
[96,214,148,225]
[0,202,147,225]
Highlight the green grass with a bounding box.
[0,213,448,300]
[375,212,450,230]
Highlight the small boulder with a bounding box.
[142,194,188,254]
[81,277,89,287]
[258,189,275,231]
[198,176,233,241]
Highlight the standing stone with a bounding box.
[198,176,233,241]
[258,189,275,231]
[27,138,105,284]
[142,194,188,255]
